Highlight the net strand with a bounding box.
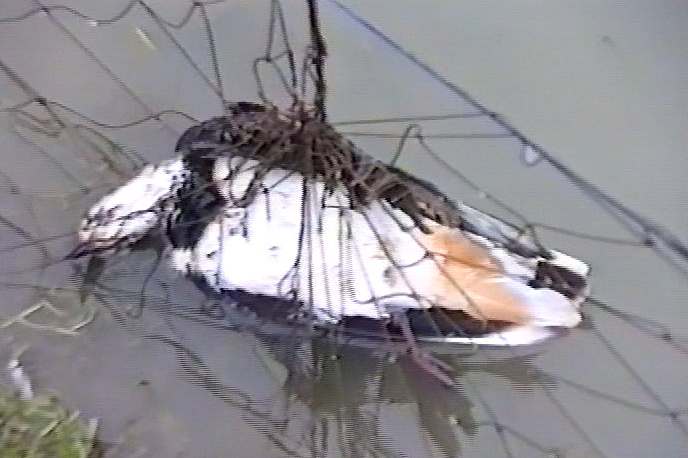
[328,0,688,279]
[0,1,685,457]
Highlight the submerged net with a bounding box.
[0,1,686,457]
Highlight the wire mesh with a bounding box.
[0,1,686,457]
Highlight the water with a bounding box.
[0,1,686,457]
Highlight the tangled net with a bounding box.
[0,1,686,457]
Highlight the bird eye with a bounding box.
[222,130,241,144]
[105,205,122,219]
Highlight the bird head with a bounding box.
[69,158,187,258]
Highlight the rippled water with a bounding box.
[0,1,686,457]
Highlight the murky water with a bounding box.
[0,1,686,457]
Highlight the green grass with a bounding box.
[0,388,99,458]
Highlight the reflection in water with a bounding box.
[83,251,560,457]
[0,1,686,457]
[47,240,564,457]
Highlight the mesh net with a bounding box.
[0,1,686,457]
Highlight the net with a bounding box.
[0,1,686,457]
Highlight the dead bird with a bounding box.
[71,102,590,383]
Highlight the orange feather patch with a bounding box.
[422,226,530,324]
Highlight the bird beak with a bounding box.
[65,240,109,260]
[65,242,93,260]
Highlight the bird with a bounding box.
[72,102,590,355]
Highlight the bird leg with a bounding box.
[390,311,455,387]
